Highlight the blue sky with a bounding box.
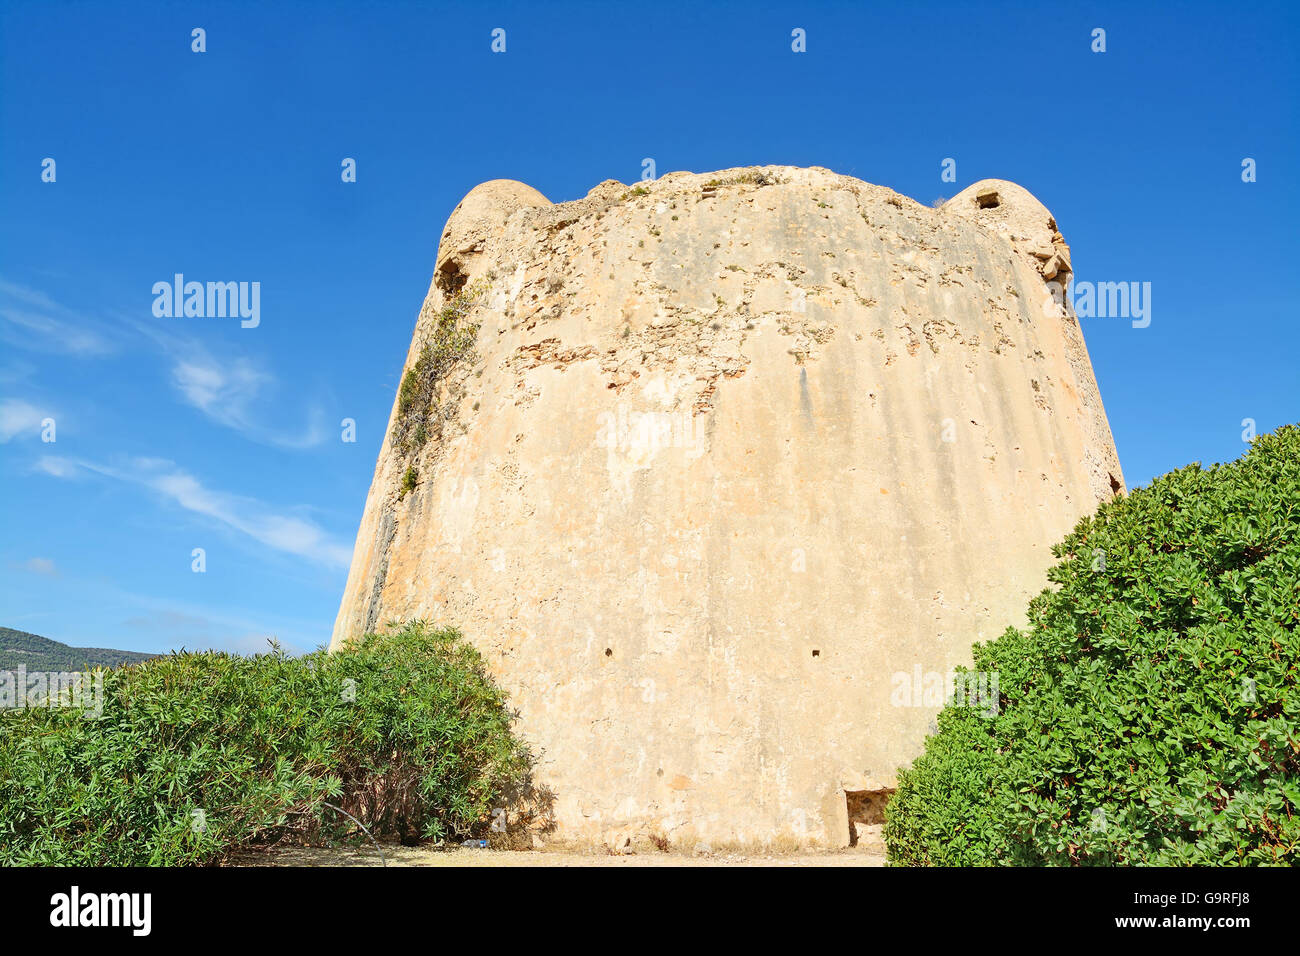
[1,0,1296,654]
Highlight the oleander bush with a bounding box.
[885,424,1300,865]
[0,622,534,865]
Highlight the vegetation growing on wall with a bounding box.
[399,465,418,499]
[884,424,1300,866]
[0,622,535,865]
[392,279,489,456]
[703,170,781,188]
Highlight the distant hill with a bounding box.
[0,626,157,671]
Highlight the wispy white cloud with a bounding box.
[128,317,329,449]
[22,557,58,575]
[172,349,327,449]
[0,280,117,356]
[172,354,269,413]
[6,556,59,576]
[1,278,329,449]
[33,455,78,478]
[36,455,353,569]
[0,398,48,442]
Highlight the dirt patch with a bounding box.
[227,842,886,868]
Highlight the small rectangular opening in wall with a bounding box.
[845,788,894,848]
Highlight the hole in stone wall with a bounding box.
[604,647,613,657]
[436,257,468,297]
[845,788,895,847]
[976,191,1001,210]
[811,649,820,657]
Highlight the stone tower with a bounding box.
[331,167,1123,846]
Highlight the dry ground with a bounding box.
[230,843,886,867]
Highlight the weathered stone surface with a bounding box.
[602,823,644,855]
[331,166,1124,846]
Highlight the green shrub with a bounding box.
[885,425,1300,866]
[0,622,534,865]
